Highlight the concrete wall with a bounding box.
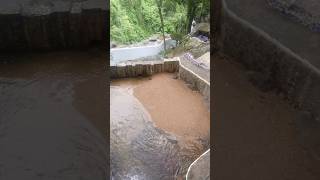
[179,62,210,106]
[0,0,107,51]
[221,0,320,121]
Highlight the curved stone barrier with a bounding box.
[186,149,210,180]
[222,0,320,121]
[0,0,107,51]
[179,59,210,106]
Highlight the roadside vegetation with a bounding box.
[110,0,209,44]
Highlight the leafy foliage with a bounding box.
[110,0,209,44]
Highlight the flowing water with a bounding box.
[110,73,210,180]
[0,51,209,179]
[0,50,108,180]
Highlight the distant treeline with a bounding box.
[111,0,209,44]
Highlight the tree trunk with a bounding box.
[186,0,196,34]
[156,0,166,53]
[136,0,144,26]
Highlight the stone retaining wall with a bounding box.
[179,62,210,106]
[221,0,320,121]
[0,0,107,51]
[110,59,179,78]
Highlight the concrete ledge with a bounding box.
[179,61,210,105]
[222,0,320,121]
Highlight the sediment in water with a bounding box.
[110,73,210,179]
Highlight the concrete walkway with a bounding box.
[225,0,320,68]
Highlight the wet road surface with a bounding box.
[110,73,210,179]
[213,53,320,180]
[0,50,107,180]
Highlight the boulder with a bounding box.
[190,23,210,37]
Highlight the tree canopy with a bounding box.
[110,0,210,44]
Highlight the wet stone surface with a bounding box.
[110,75,209,180]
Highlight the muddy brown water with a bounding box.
[111,73,210,180]
[213,54,320,180]
[0,50,107,180]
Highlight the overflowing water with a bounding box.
[110,74,210,179]
[0,50,108,180]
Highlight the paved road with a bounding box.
[111,39,176,65]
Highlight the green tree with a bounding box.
[110,0,209,44]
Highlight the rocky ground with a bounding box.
[168,34,210,83]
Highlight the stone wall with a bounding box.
[0,0,107,51]
[179,62,210,106]
[110,59,179,79]
[221,0,320,121]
